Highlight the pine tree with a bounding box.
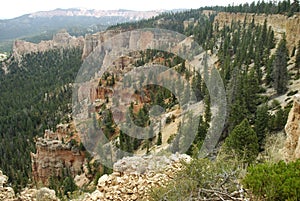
[272,37,289,94]
[157,132,162,146]
[196,115,208,143]
[224,119,259,163]
[254,104,269,151]
[191,71,203,101]
[243,68,260,113]
[62,176,77,197]
[204,94,211,124]
[228,99,248,133]
[265,55,275,85]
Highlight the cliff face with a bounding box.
[10,12,300,62]
[214,12,300,53]
[282,95,300,161]
[31,124,85,185]
[82,29,122,59]
[13,30,84,59]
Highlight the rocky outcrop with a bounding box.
[83,154,191,201]
[214,12,300,53]
[31,124,85,184]
[0,171,59,201]
[282,94,300,161]
[13,30,84,59]
[17,187,59,201]
[82,29,122,59]
[0,53,7,62]
[183,18,195,30]
[0,170,15,200]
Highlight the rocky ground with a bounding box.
[80,153,191,201]
[0,170,59,201]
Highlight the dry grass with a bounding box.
[259,132,286,163]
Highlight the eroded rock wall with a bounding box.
[31,124,85,185]
[82,29,122,59]
[13,30,84,59]
[214,12,300,53]
[282,95,300,161]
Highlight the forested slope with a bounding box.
[0,1,299,198]
[0,48,82,190]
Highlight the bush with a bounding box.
[243,160,300,201]
[165,115,175,124]
[224,119,259,164]
[149,156,243,201]
[269,99,281,110]
[287,90,298,96]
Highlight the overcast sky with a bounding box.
[0,0,257,19]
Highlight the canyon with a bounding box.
[1,8,300,201]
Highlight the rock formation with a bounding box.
[214,12,300,53]
[83,154,191,201]
[10,12,300,64]
[0,170,59,201]
[82,29,122,59]
[17,187,59,201]
[31,123,85,185]
[0,170,15,200]
[282,94,300,161]
[13,30,84,60]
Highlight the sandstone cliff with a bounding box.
[214,12,300,53]
[82,29,123,59]
[282,94,300,161]
[13,30,84,60]
[31,123,85,185]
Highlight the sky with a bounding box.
[0,0,257,19]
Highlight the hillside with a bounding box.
[0,0,300,200]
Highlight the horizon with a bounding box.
[0,0,257,20]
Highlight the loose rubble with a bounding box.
[0,170,15,200]
[0,170,59,201]
[84,153,191,201]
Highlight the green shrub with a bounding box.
[270,99,281,110]
[149,156,242,201]
[165,115,175,124]
[243,160,300,201]
[224,119,259,164]
[287,90,298,96]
